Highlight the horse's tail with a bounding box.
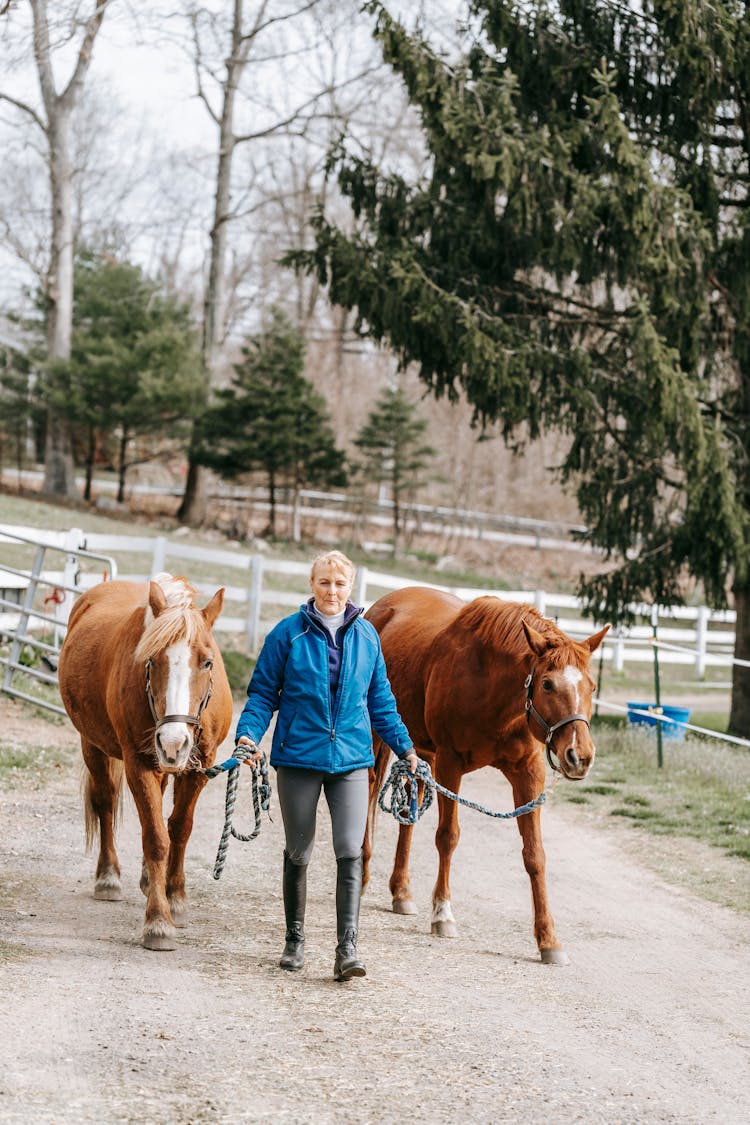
[81,757,124,851]
[363,735,393,890]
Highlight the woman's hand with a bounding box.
[236,736,262,766]
[403,751,419,774]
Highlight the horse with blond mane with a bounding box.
[58,573,233,950]
[364,586,609,964]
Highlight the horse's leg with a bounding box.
[389,747,432,916]
[126,763,177,951]
[80,739,123,902]
[390,821,418,915]
[431,750,463,937]
[140,773,169,898]
[166,771,208,924]
[503,758,568,965]
[363,736,392,890]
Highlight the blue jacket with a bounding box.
[235,601,413,773]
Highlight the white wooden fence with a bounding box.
[0,525,737,684]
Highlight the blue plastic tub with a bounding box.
[626,702,691,740]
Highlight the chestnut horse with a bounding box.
[58,573,233,950]
[363,586,609,964]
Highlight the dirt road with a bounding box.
[1,696,748,1125]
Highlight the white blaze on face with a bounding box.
[562,665,584,747]
[159,640,192,745]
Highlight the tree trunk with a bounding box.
[29,0,110,499]
[268,471,277,537]
[116,431,128,505]
[291,486,301,543]
[41,112,77,499]
[83,425,95,502]
[177,431,206,524]
[178,0,246,526]
[392,500,401,556]
[391,465,400,557]
[729,579,750,739]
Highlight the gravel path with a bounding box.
[0,697,749,1125]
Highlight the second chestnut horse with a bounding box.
[363,586,609,964]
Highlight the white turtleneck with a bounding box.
[316,606,346,641]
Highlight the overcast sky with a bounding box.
[0,1,464,320]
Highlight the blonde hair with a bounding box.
[309,550,355,583]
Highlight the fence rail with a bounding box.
[0,525,738,707]
[0,527,117,712]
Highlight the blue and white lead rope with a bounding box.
[203,745,272,880]
[205,751,545,879]
[378,758,547,825]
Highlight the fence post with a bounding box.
[534,590,546,616]
[354,565,368,608]
[246,554,263,654]
[59,528,85,646]
[612,628,624,673]
[151,537,167,577]
[652,606,663,769]
[3,544,45,694]
[695,605,709,680]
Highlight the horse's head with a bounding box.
[521,618,609,780]
[136,576,225,772]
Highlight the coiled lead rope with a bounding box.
[202,745,272,879]
[378,758,547,826]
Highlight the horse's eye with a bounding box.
[541,678,554,691]
[203,659,214,671]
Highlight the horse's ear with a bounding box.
[521,618,549,657]
[583,624,610,654]
[202,587,225,629]
[148,580,168,617]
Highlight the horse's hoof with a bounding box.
[392,897,418,915]
[94,879,122,901]
[170,900,188,928]
[142,931,178,952]
[541,947,569,965]
[431,919,458,938]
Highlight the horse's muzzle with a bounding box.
[553,740,594,780]
[155,724,194,771]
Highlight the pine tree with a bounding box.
[354,387,435,556]
[195,308,347,538]
[288,0,750,733]
[46,250,204,503]
[0,344,40,481]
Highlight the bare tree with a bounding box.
[178,0,387,525]
[0,0,113,497]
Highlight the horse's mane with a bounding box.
[456,596,585,668]
[134,573,202,662]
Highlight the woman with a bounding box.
[235,549,417,981]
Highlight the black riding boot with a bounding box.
[334,853,366,981]
[280,852,307,971]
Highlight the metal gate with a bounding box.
[0,527,117,714]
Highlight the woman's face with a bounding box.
[311,564,353,616]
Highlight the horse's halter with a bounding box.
[523,665,591,773]
[145,658,213,747]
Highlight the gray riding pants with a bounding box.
[276,766,369,866]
